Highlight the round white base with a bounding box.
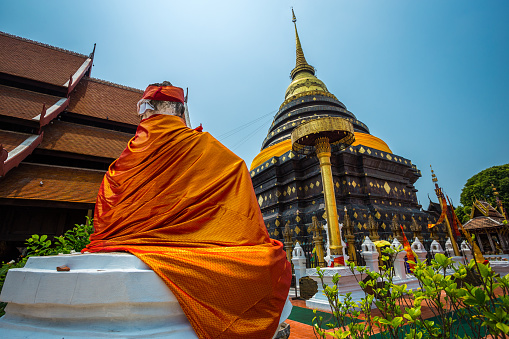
[0,252,198,338]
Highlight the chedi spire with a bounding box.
[291,8,315,79]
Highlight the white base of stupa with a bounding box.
[305,266,420,312]
[0,252,198,338]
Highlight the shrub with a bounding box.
[0,217,93,317]
[312,246,509,338]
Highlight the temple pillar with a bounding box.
[315,137,343,263]
[310,216,326,267]
[343,207,357,265]
[282,221,293,263]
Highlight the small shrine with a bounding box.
[463,199,508,254]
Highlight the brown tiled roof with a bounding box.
[0,84,63,121]
[472,200,504,219]
[0,130,34,152]
[67,77,142,126]
[40,121,132,159]
[0,163,104,204]
[0,32,88,86]
[464,216,505,230]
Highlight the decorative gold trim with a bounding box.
[279,90,338,110]
[291,117,355,154]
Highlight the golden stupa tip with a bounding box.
[292,8,296,23]
[430,165,438,182]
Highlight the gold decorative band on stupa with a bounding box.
[314,137,332,154]
[279,90,338,110]
[291,117,355,155]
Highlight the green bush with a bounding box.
[0,217,93,317]
[312,247,509,338]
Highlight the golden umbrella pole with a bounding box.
[291,117,355,267]
[315,137,343,259]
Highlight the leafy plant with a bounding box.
[312,246,509,338]
[0,217,94,317]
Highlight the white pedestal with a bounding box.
[304,265,421,312]
[305,266,368,311]
[0,253,197,338]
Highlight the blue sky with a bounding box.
[1,1,507,208]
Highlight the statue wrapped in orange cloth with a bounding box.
[83,82,292,339]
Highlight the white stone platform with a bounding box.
[305,266,420,312]
[0,252,198,338]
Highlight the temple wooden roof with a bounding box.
[67,77,142,126]
[464,216,505,231]
[0,163,104,204]
[0,130,33,152]
[0,84,63,121]
[0,32,88,87]
[39,121,132,159]
[471,199,504,219]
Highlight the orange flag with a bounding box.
[400,225,416,271]
[428,195,448,229]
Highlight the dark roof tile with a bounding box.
[0,31,88,86]
[0,84,63,121]
[464,216,504,230]
[0,163,104,204]
[40,121,132,159]
[67,77,142,126]
[0,130,34,152]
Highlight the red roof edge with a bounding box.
[0,133,43,177]
[37,97,70,128]
[66,58,92,95]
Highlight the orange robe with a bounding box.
[84,114,291,339]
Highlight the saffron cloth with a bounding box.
[84,114,291,339]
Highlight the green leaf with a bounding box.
[496,323,509,334]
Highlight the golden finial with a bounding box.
[290,8,315,79]
[430,165,438,183]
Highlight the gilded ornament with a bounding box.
[384,182,391,194]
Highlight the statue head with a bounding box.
[137,81,187,124]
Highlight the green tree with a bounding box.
[460,164,509,207]
[455,205,472,224]
[457,164,509,223]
